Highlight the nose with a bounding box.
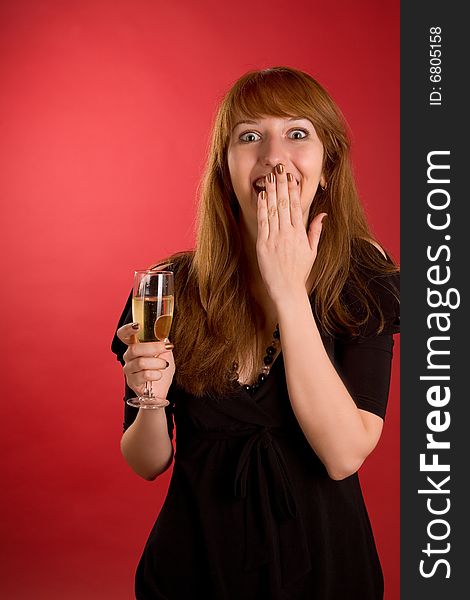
[260,135,287,169]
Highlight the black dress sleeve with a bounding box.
[333,270,400,421]
[110,290,176,440]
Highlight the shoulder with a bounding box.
[352,237,398,271]
[148,261,175,271]
[340,238,400,337]
[148,250,194,275]
[361,238,387,259]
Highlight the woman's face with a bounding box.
[227,115,325,230]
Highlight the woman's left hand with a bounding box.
[256,163,327,303]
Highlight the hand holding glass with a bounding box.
[127,270,174,409]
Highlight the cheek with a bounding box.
[227,151,236,183]
[299,178,321,213]
[297,150,323,179]
[227,151,242,182]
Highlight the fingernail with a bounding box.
[321,214,328,224]
[267,172,275,184]
[287,173,294,182]
[276,163,284,175]
[260,190,266,201]
[164,342,174,350]
[131,323,139,330]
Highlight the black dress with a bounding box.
[111,253,400,600]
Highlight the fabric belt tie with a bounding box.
[234,427,296,518]
[232,426,312,587]
[189,425,312,587]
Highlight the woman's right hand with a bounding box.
[116,323,176,399]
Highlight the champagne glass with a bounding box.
[127,270,174,409]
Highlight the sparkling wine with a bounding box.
[132,295,174,342]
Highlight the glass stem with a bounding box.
[144,381,154,399]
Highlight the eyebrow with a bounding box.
[231,116,310,132]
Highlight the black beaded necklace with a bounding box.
[231,324,281,395]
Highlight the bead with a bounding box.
[233,324,280,394]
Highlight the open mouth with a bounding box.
[252,179,267,195]
[252,176,299,195]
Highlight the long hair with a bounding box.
[155,67,399,398]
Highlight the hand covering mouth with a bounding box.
[252,175,299,194]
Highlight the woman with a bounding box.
[112,66,400,599]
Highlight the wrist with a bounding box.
[272,287,310,311]
[135,404,169,428]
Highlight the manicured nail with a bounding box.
[276,163,284,175]
[267,172,275,184]
[164,342,174,350]
[260,190,266,201]
[131,323,139,330]
[287,173,294,182]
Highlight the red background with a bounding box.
[0,1,400,598]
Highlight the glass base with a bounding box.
[126,396,169,409]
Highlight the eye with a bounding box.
[239,131,261,143]
[288,129,309,140]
